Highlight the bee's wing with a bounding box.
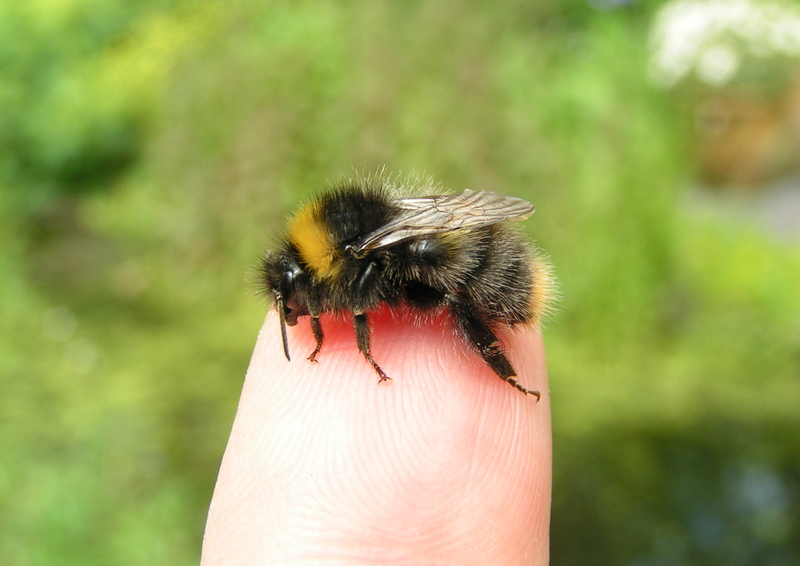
[356,189,534,254]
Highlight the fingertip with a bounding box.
[205,309,551,565]
[248,308,550,423]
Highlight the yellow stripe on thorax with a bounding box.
[287,202,341,280]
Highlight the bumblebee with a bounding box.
[260,175,554,399]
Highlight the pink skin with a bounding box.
[202,308,551,565]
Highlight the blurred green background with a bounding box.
[2,0,799,564]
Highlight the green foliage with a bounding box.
[1,0,798,564]
[0,0,213,205]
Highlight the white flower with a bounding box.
[649,0,800,88]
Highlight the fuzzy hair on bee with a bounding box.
[259,173,555,399]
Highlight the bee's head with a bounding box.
[262,250,305,360]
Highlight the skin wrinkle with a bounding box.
[202,310,551,565]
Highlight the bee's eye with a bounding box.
[281,269,295,297]
[279,257,289,268]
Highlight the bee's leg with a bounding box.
[307,315,324,363]
[353,312,391,383]
[447,296,540,400]
[351,261,390,383]
[304,293,325,362]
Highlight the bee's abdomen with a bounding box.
[460,225,546,324]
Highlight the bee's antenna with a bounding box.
[276,296,291,361]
